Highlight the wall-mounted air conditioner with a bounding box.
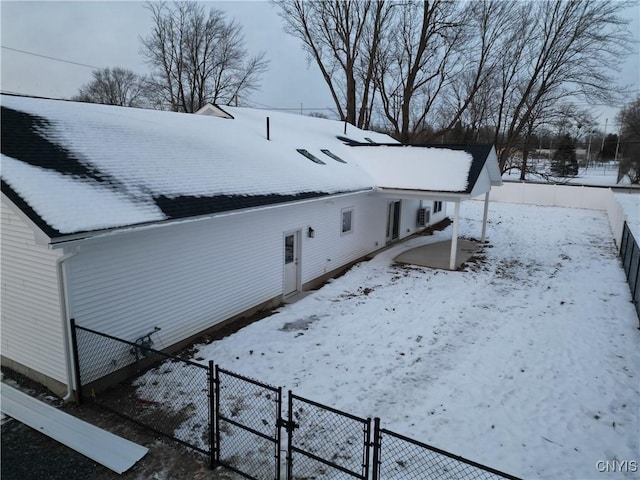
[417,207,430,227]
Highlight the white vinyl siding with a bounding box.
[398,199,423,238]
[433,202,448,223]
[1,198,65,383]
[65,193,388,380]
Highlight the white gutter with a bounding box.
[48,188,374,249]
[375,187,471,201]
[56,249,79,402]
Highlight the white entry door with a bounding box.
[284,231,300,296]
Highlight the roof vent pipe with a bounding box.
[266,116,270,141]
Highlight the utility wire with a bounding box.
[247,98,337,112]
[1,46,100,70]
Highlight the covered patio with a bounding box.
[355,144,503,270]
[394,238,479,270]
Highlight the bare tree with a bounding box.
[279,0,631,152]
[73,67,148,107]
[491,0,633,171]
[373,1,464,143]
[436,0,517,142]
[277,0,392,128]
[140,1,269,112]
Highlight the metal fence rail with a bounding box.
[286,392,370,479]
[70,321,213,459]
[620,222,640,320]
[371,419,520,480]
[215,367,282,480]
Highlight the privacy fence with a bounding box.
[70,321,521,480]
[620,222,640,321]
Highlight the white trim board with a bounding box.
[1,384,148,474]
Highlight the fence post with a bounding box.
[371,418,381,480]
[286,391,293,480]
[363,418,372,480]
[624,228,633,276]
[630,242,638,294]
[214,364,221,468]
[276,386,282,480]
[69,318,83,405]
[208,360,215,469]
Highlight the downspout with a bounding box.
[449,201,460,270]
[481,191,490,243]
[56,249,79,402]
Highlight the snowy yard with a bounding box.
[138,201,639,479]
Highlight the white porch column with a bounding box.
[449,201,460,270]
[481,191,490,243]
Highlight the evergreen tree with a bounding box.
[551,134,578,177]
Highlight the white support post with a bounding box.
[481,191,490,243]
[449,201,460,270]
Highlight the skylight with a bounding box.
[296,149,326,165]
[321,149,347,164]
[336,135,358,144]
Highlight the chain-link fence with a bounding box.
[70,321,213,459]
[286,393,370,479]
[371,419,520,480]
[70,322,521,479]
[215,367,282,480]
[620,221,640,321]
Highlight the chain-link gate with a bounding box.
[215,366,282,480]
[371,418,520,480]
[285,392,370,479]
[70,322,522,479]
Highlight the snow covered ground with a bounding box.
[137,201,639,479]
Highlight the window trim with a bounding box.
[341,207,354,235]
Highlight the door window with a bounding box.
[285,235,295,263]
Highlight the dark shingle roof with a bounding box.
[1,94,386,237]
[1,94,499,240]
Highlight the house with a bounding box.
[1,94,502,397]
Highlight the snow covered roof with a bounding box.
[351,143,501,195]
[1,94,499,240]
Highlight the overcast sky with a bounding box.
[1,1,639,132]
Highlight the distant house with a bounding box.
[0,94,502,397]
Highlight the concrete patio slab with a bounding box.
[394,239,479,270]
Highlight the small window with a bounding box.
[433,201,443,214]
[297,149,326,165]
[321,149,347,164]
[341,207,353,234]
